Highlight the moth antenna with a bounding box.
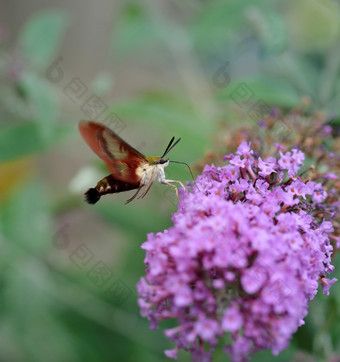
[162,137,175,158]
[165,138,181,156]
[162,137,181,158]
[169,160,201,192]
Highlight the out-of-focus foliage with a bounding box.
[19,10,69,68]
[112,0,340,117]
[1,1,340,361]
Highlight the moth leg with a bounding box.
[138,182,152,199]
[162,181,180,203]
[125,184,143,204]
[164,179,187,193]
[138,172,157,199]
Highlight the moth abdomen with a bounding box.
[85,174,139,204]
[85,188,101,204]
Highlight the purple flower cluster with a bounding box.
[137,142,337,361]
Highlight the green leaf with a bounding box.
[190,0,275,57]
[264,54,320,101]
[111,3,162,57]
[246,8,288,53]
[285,0,340,53]
[20,71,58,142]
[217,76,301,109]
[0,179,51,254]
[0,123,42,163]
[0,122,71,163]
[19,10,69,68]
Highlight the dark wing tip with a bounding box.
[84,188,100,204]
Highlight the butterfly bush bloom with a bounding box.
[137,142,337,362]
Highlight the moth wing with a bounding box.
[79,121,147,184]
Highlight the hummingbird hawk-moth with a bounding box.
[78,121,186,204]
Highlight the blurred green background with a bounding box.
[1,1,340,361]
